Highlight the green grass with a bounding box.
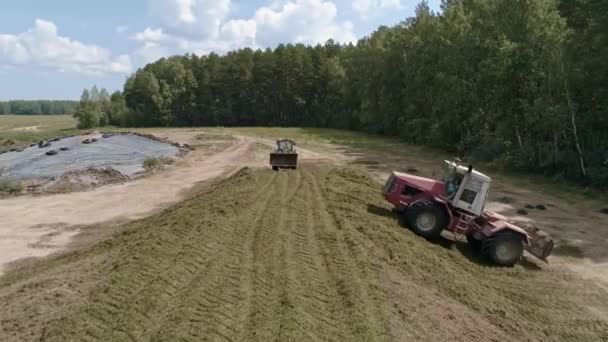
[0,179,22,194]
[214,127,414,147]
[208,127,607,205]
[2,165,606,341]
[143,156,174,169]
[0,115,80,151]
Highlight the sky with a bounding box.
[0,0,440,100]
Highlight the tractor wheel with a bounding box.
[272,166,279,171]
[466,234,483,252]
[405,201,448,239]
[483,232,524,267]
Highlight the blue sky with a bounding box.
[0,0,439,100]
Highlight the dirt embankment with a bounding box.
[0,132,250,276]
[1,165,607,341]
[0,131,329,277]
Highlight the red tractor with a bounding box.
[383,160,554,266]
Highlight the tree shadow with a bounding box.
[366,204,542,270]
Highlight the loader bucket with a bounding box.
[270,152,298,169]
[524,227,554,261]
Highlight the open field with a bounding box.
[1,119,608,341]
[2,165,607,341]
[0,115,79,151]
[217,127,608,202]
[222,128,608,292]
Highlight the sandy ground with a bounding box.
[0,131,332,276]
[1,129,607,288]
[0,132,247,275]
[10,126,39,132]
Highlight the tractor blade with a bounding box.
[523,226,554,262]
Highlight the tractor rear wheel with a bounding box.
[483,232,524,267]
[405,201,448,239]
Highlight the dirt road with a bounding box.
[0,133,252,275]
[0,131,335,276]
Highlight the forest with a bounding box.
[73,0,608,188]
[0,100,77,115]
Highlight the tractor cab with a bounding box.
[442,161,491,217]
[276,139,296,153]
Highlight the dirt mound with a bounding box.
[42,168,128,193]
[1,165,607,341]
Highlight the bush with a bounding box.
[143,156,174,169]
[73,107,99,129]
[0,180,23,194]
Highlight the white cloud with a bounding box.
[136,0,355,62]
[353,0,401,18]
[220,19,256,47]
[110,55,133,73]
[135,42,171,64]
[133,27,169,43]
[150,0,231,39]
[115,25,129,34]
[253,0,355,47]
[0,19,132,74]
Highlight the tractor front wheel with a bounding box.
[483,232,524,267]
[466,234,483,252]
[405,201,448,239]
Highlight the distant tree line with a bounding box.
[75,0,608,188]
[0,100,77,115]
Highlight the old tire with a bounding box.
[483,232,524,267]
[272,166,279,171]
[405,201,448,239]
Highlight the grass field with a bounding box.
[0,115,78,151]
[215,127,608,205]
[1,165,607,341]
[0,116,604,203]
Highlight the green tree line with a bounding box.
[73,86,128,129]
[76,0,608,188]
[0,100,77,115]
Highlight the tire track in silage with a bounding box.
[276,167,350,341]
[243,169,303,341]
[148,171,283,341]
[46,171,278,342]
[305,166,387,341]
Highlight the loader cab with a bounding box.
[276,139,296,153]
[443,161,491,216]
